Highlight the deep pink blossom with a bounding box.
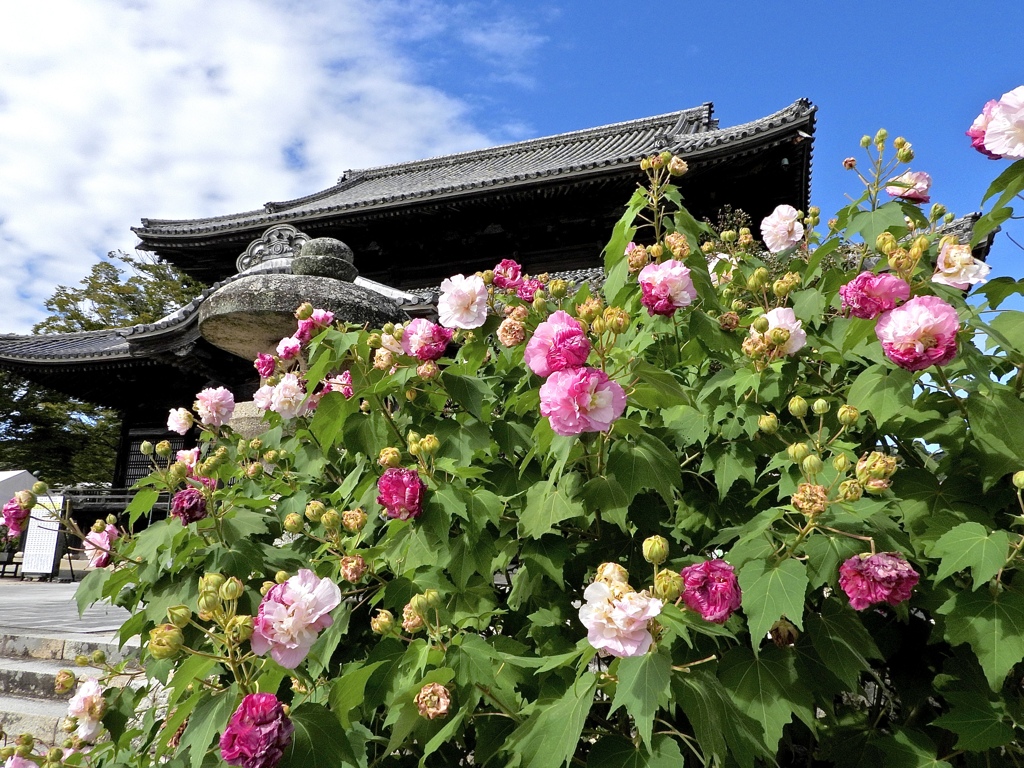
[875,295,959,371]
[295,309,334,344]
[251,569,341,668]
[401,318,453,361]
[492,259,523,290]
[170,487,207,524]
[195,387,235,427]
[839,272,911,319]
[323,370,353,399]
[523,310,590,377]
[377,468,427,520]
[680,559,742,624]
[885,171,932,203]
[578,581,662,657]
[839,552,919,611]
[516,278,543,302]
[967,99,1001,159]
[539,367,626,436]
[219,693,294,768]
[84,524,118,568]
[638,259,697,316]
[254,353,276,379]
[760,204,804,253]
[276,336,302,360]
[2,498,29,537]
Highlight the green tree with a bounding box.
[0,251,204,485]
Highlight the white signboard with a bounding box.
[21,496,64,578]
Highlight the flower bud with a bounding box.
[812,398,830,416]
[720,229,738,244]
[321,509,341,531]
[283,513,304,534]
[642,535,669,565]
[419,434,440,456]
[149,624,184,660]
[371,609,395,635]
[801,455,824,477]
[226,615,254,642]
[700,240,716,254]
[246,463,264,480]
[576,297,603,323]
[752,316,770,334]
[548,278,568,299]
[758,413,780,434]
[874,128,888,146]
[767,327,791,346]
[792,482,828,516]
[652,569,683,602]
[410,593,433,621]
[770,618,799,647]
[373,348,394,370]
[342,508,368,533]
[667,156,688,176]
[91,519,107,534]
[167,604,192,629]
[46,747,63,763]
[595,562,629,585]
[859,135,871,148]
[261,581,275,596]
[787,443,811,463]
[339,555,367,583]
[837,404,859,426]
[718,311,740,331]
[1013,471,1024,490]
[54,669,76,694]
[772,279,791,298]
[875,231,897,255]
[604,306,630,335]
[832,454,851,473]
[199,572,226,595]
[219,577,245,602]
[856,451,898,484]
[837,479,864,502]
[532,296,547,313]
[590,316,607,335]
[275,570,290,584]
[74,655,89,667]
[140,440,154,456]
[155,440,172,458]
[304,500,326,522]
[417,360,440,380]
[896,145,914,163]
[88,650,106,667]
[787,396,808,418]
[197,593,221,619]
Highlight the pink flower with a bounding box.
[983,86,1024,160]
[84,524,118,568]
[875,295,959,371]
[680,559,742,624]
[968,99,1001,159]
[254,353,276,379]
[195,387,235,427]
[401,318,453,361]
[251,569,341,668]
[492,259,523,290]
[839,272,911,319]
[67,678,106,742]
[377,468,427,520]
[5,755,37,768]
[638,259,697,316]
[177,447,200,470]
[253,385,274,411]
[932,242,991,290]
[578,581,663,657]
[276,336,302,360]
[2,498,29,537]
[839,552,919,611]
[170,487,207,524]
[295,309,334,344]
[414,683,451,720]
[885,171,932,203]
[539,367,626,436]
[166,407,194,435]
[517,278,543,302]
[753,307,807,357]
[523,310,591,377]
[497,318,526,347]
[323,370,353,399]
[270,373,308,419]
[438,274,488,329]
[219,693,294,768]
[760,204,804,253]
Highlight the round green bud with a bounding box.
[283,513,304,534]
[342,508,368,533]
[148,624,184,660]
[246,463,264,479]
[720,229,738,244]
[787,443,811,463]
[321,509,341,531]
[423,589,442,609]
[54,669,76,694]
[811,399,830,416]
[859,135,872,148]
[838,480,864,503]
[370,609,395,635]
[378,447,402,469]
[90,519,107,534]
[837,404,859,426]
[419,435,440,456]
[652,569,683,602]
[219,577,245,602]
[832,454,852,473]
[758,413,780,435]
[140,441,154,456]
[167,604,193,629]
[74,654,89,667]
[227,615,254,643]
[155,440,173,458]
[409,593,432,619]
[47,747,64,762]
[90,649,106,666]
[752,316,770,334]
[304,501,326,522]
[642,535,670,565]
[787,396,808,419]
[801,455,824,477]
[1013,471,1024,490]
[200,573,226,594]
[275,571,290,584]
[294,302,314,320]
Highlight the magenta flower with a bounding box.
[195,387,235,427]
[516,278,543,302]
[170,487,207,525]
[377,468,427,520]
[885,171,932,203]
[578,581,663,657]
[251,569,341,668]
[295,309,334,343]
[539,367,626,436]
[323,370,353,399]
[219,693,294,768]
[680,559,742,624]
[839,552,919,611]
[875,295,959,372]
[523,310,591,377]
[401,318,453,361]
[760,204,804,253]
[2,498,29,537]
[839,272,911,319]
[638,259,697,317]
[84,524,118,568]
[438,273,488,329]
[276,336,302,360]
[492,258,523,290]
[254,353,276,379]
[968,99,1002,159]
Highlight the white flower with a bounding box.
[984,86,1024,160]
[270,373,307,419]
[166,407,194,435]
[757,307,807,357]
[67,678,106,742]
[932,242,991,290]
[438,274,488,329]
[760,204,804,253]
[578,581,662,658]
[253,384,275,411]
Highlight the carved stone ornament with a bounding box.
[236,224,311,273]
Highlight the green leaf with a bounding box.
[630,361,692,409]
[806,599,881,689]
[607,433,680,506]
[602,189,646,302]
[504,674,597,768]
[870,729,951,768]
[177,689,238,768]
[675,668,771,768]
[931,691,1015,752]
[937,586,1024,690]
[976,277,1024,311]
[440,370,494,420]
[282,702,360,768]
[75,568,111,616]
[846,364,913,431]
[738,558,808,649]
[928,522,1010,589]
[965,387,1024,489]
[309,391,358,450]
[981,156,1024,205]
[610,648,672,745]
[518,478,585,539]
[703,441,757,500]
[848,201,909,245]
[126,488,160,525]
[586,735,684,768]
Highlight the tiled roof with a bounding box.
[134,101,815,240]
[0,329,129,363]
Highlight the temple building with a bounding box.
[0,99,817,492]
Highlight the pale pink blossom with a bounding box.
[253,384,275,411]
[875,295,959,371]
[839,552,919,611]
[401,318,453,361]
[276,336,302,360]
[270,373,307,419]
[753,307,807,357]
[885,171,932,203]
[195,387,235,427]
[67,677,106,742]
[492,259,523,290]
[680,560,741,624]
[166,407,194,435]
[932,242,991,290]
[760,204,804,253]
[4,755,37,768]
[578,581,662,657]
[638,259,697,316]
[254,353,276,378]
[968,99,1001,159]
[497,318,526,347]
[84,524,118,568]
[839,272,911,319]
[523,310,590,377]
[438,274,488,329]
[251,569,341,668]
[539,367,626,436]
[414,683,451,720]
[381,332,403,355]
[177,448,200,471]
[983,86,1024,159]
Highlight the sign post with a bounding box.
[21,496,65,580]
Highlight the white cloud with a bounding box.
[0,0,543,333]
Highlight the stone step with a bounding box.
[0,631,138,664]
[0,693,68,744]
[0,656,106,701]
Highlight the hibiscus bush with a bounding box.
[18,86,1024,768]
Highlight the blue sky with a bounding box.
[1,0,1022,332]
